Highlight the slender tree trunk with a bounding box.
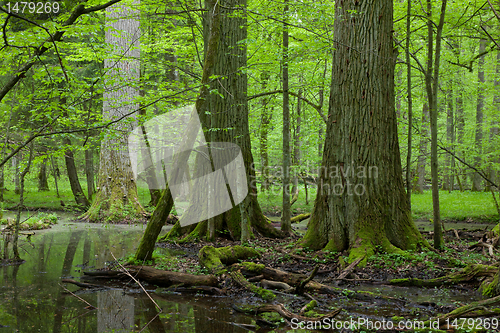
[490,52,500,190]
[425,0,447,250]
[83,0,145,221]
[472,39,487,191]
[63,137,90,208]
[260,71,272,191]
[292,88,302,197]
[14,154,20,195]
[50,156,60,198]
[300,0,427,261]
[444,86,455,192]
[84,148,95,200]
[415,104,429,194]
[13,145,33,261]
[455,68,466,191]
[281,0,291,234]
[406,0,413,207]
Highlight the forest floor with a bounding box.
[144,223,500,332]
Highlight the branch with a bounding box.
[438,144,499,190]
[248,90,327,123]
[0,85,200,168]
[487,0,500,23]
[481,26,500,50]
[0,0,122,103]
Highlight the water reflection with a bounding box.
[0,219,253,333]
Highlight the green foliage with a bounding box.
[1,212,58,230]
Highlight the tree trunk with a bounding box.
[84,148,95,200]
[406,0,413,207]
[83,1,145,221]
[486,52,500,192]
[443,86,455,192]
[415,104,429,194]
[37,157,49,191]
[472,39,487,192]
[292,88,302,198]
[13,154,20,195]
[299,0,427,262]
[260,71,272,191]
[455,69,466,191]
[63,137,91,209]
[425,0,447,250]
[281,0,291,235]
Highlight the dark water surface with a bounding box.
[0,214,252,333]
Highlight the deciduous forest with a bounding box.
[0,0,500,332]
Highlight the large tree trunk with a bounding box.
[472,39,487,191]
[182,0,281,241]
[83,1,145,221]
[299,0,427,262]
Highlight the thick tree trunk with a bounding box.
[300,0,427,262]
[83,1,145,221]
[406,0,413,207]
[472,39,487,191]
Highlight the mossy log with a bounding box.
[198,245,261,275]
[389,264,498,287]
[481,267,500,297]
[437,294,500,321]
[234,303,341,323]
[291,213,310,223]
[230,270,276,301]
[124,266,218,287]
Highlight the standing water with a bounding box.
[0,213,252,333]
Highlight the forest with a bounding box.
[0,0,500,332]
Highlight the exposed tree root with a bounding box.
[389,264,498,287]
[437,294,500,321]
[230,269,276,301]
[198,245,261,275]
[233,303,342,323]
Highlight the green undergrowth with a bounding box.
[412,190,499,222]
[0,212,58,230]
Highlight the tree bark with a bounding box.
[299,0,427,262]
[425,0,447,249]
[63,137,90,208]
[83,1,145,221]
[281,0,291,235]
[84,148,95,200]
[37,157,49,191]
[415,104,429,194]
[406,0,413,207]
[260,71,272,191]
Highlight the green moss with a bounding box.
[198,245,261,275]
[302,300,317,313]
[260,312,282,323]
[481,269,500,297]
[304,310,321,318]
[198,246,226,275]
[238,261,265,274]
[492,223,499,236]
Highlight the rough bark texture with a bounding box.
[37,158,49,191]
[83,1,145,221]
[300,0,426,263]
[183,0,282,240]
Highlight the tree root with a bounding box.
[437,294,500,321]
[230,270,276,301]
[198,245,261,275]
[233,303,341,323]
[389,264,498,287]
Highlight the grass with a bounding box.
[411,190,499,222]
[257,185,499,222]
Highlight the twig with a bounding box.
[58,283,96,309]
[110,252,162,311]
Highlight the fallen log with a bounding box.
[291,213,310,224]
[125,265,219,288]
[336,256,363,280]
[260,279,291,290]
